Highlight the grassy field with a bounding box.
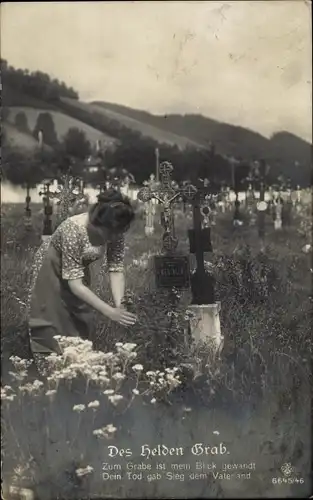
[1,201,312,499]
[6,107,116,147]
[3,123,51,153]
[61,97,204,150]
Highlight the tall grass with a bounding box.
[1,203,311,499]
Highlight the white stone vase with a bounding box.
[188,302,223,354]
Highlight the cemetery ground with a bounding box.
[1,202,312,499]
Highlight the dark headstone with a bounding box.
[190,269,215,305]
[154,255,190,289]
[188,228,212,253]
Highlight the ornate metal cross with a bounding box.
[137,161,196,253]
[50,174,86,227]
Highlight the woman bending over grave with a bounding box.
[27,190,137,363]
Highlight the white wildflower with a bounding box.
[132,389,139,395]
[103,389,115,395]
[63,347,80,361]
[93,429,105,438]
[104,424,117,434]
[132,364,144,372]
[150,398,157,404]
[76,465,94,477]
[108,394,124,405]
[8,370,28,382]
[213,431,220,435]
[103,352,114,360]
[88,400,100,409]
[45,390,57,398]
[32,380,44,389]
[3,385,13,391]
[3,394,16,402]
[302,244,311,254]
[98,375,110,385]
[112,372,125,381]
[73,404,86,413]
[122,343,137,352]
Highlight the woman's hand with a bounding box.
[68,279,136,326]
[107,307,137,326]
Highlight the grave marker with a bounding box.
[283,178,293,227]
[180,176,223,352]
[39,181,54,241]
[274,195,283,230]
[230,157,243,226]
[137,161,191,289]
[142,174,158,235]
[250,159,270,242]
[24,184,32,228]
[51,173,86,227]
[245,182,256,226]
[295,185,302,213]
[154,255,190,289]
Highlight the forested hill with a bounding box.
[2,59,311,187]
[92,101,312,172]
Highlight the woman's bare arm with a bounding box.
[68,278,114,316]
[109,271,125,308]
[68,278,136,325]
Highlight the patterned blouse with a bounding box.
[28,215,125,301]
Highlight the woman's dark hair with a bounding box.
[89,189,135,232]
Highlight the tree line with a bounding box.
[1,59,79,102]
[2,111,91,187]
[2,59,305,190]
[2,109,295,191]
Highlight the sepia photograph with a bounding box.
[1,1,312,499]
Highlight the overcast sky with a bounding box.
[2,1,312,142]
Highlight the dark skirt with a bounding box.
[29,243,93,356]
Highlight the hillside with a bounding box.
[92,101,312,169]
[6,106,116,149]
[4,81,310,172]
[2,61,311,186]
[59,97,204,151]
[2,122,52,153]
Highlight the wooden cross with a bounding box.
[295,185,302,213]
[274,197,283,230]
[180,179,215,305]
[142,174,158,235]
[296,185,301,204]
[39,181,54,237]
[245,182,256,226]
[283,178,293,227]
[255,161,268,239]
[24,184,32,225]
